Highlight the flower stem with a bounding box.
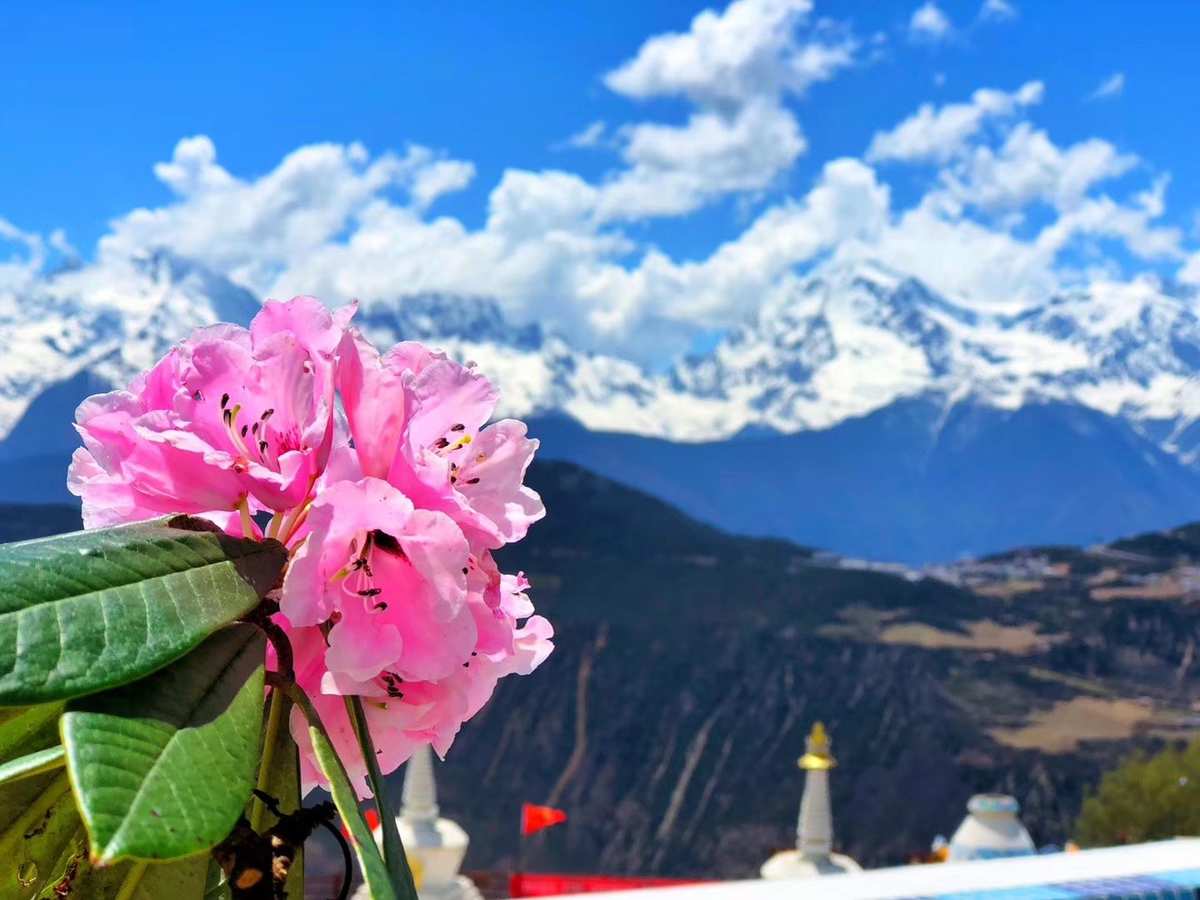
[250,687,286,833]
[271,675,412,900]
[346,695,411,894]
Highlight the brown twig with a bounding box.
[243,597,294,680]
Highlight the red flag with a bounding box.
[340,806,381,838]
[521,803,567,837]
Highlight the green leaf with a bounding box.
[62,624,267,864]
[3,815,207,900]
[78,856,209,900]
[0,745,64,786]
[0,516,285,705]
[0,703,71,893]
[285,683,399,900]
[0,770,79,899]
[0,702,64,757]
[347,694,418,897]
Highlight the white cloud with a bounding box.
[597,100,805,220]
[863,199,1059,309]
[583,158,891,336]
[867,81,1043,163]
[1178,251,1200,285]
[19,89,1191,365]
[0,218,47,295]
[979,0,1017,22]
[262,156,889,362]
[101,137,479,294]
[563,121,607,149]
[45,3,861,361]
[486,170,601,240]
[1088,72,1125,101]
[945,123,1138,212]
[4,1,1193,376]
[48,229,77,261]
[864,83,1177,305]
[604,0,852,107]
[409,158,476,211]
[844,175,1180,312]
[1036,177,1182,262]
[594,0,856,221]
[909,3,952,42]
[153,136,237,196]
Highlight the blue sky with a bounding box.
[4,0,1200,363]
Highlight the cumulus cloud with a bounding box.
[839,78,1183,310]
[909,3,952,42]
[583,158,891,335]
[563,121,607,149]
[1178,251,1200,286]
[266,155,889,361]
[867,81,1043,163]
[20,107,1193,365]
[944,123,1138,212]
[1088,72,1125,101]
[4,1,1194,372]
[409,157,476,211]
[597,100,806,220]
[1036,177,1182,262]
[979,0,1017,22]
[595,0,856,219]
[0,218,47,295]
[604,0,852,107]
[102,137,476,293]
[863,199,1060,309]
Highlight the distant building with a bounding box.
[947,794,1035,862]
[353,744,482,900]
[761,722,862,879]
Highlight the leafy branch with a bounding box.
[0,517,419,899]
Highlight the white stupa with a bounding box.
[353,745,482,900]
[947,794,1036,862]
[761,722,862,880]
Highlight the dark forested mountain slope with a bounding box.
[2,463,1197,877]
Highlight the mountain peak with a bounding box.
[3,248,1200,464]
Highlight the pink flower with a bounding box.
[338,331,545,551]
[281,477,475,683]
[281,476,555,792]
[68,295,554,797]
[284,591,554,796]
[69,296,353,526]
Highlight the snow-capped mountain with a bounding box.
[0,250,260,440]
[9,250,1200,458]
[665,261,1200,446]
[5,249,1200,560]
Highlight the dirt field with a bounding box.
[988,697,1154,752]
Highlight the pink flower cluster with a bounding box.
[69,297,552,793]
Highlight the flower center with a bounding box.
[331,529,407,615]
[216,393,292,470]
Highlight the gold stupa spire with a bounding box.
[798,721,836,770]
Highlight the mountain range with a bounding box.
[4,250,1200,560]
